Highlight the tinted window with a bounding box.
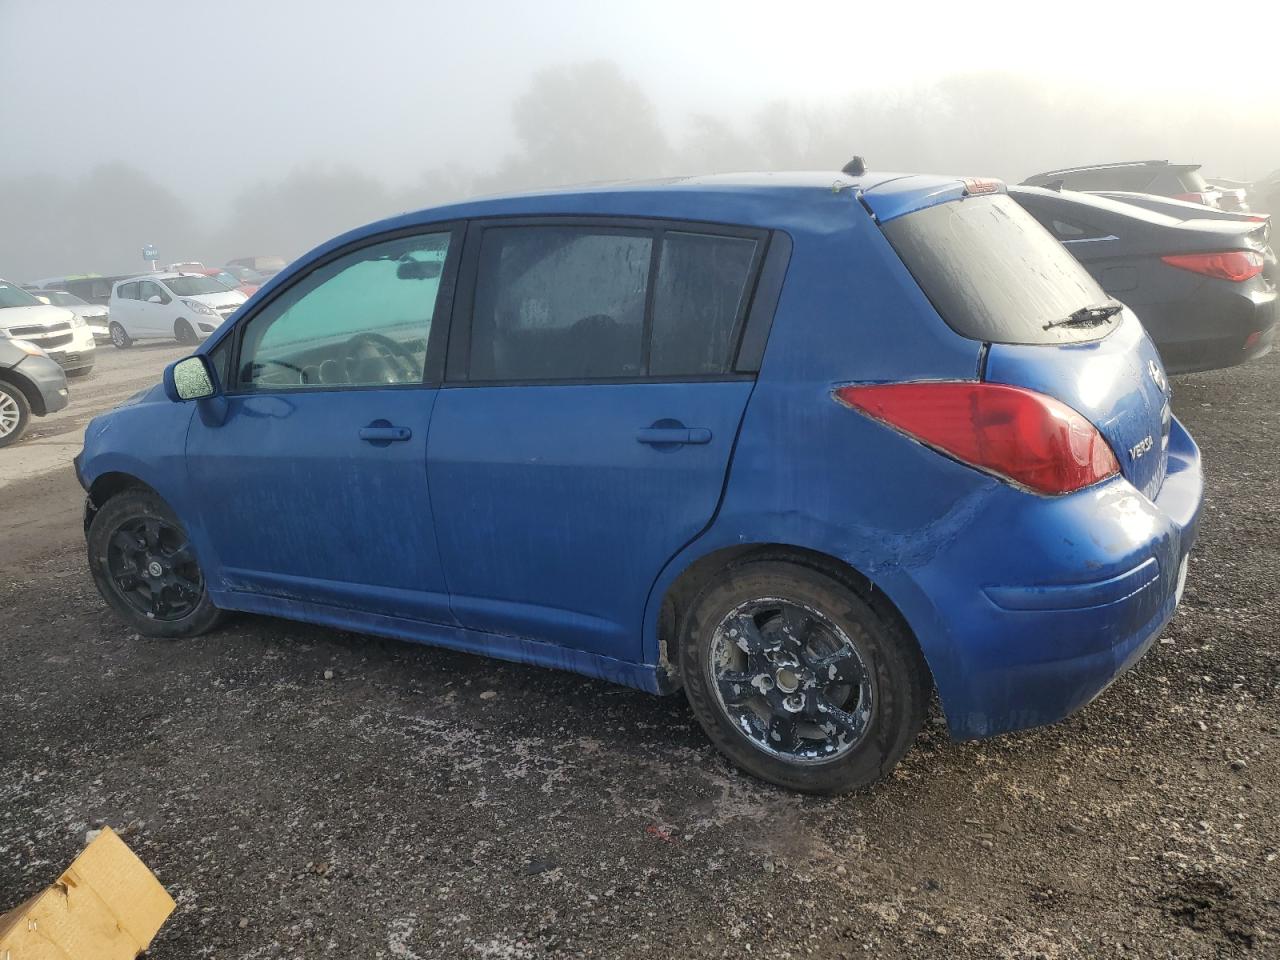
[237,231,451,389]
[470,227,651,381]
[116,282,138,300]
[650,232,757,376]
[883,194,1114,345]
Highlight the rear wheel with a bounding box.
[0,380,31,448]
[679,560,929,794]
[87,488,224,638]
[174,319,197,345]
[109,322,132,349]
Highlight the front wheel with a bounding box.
[0,380,31,448]
[174,319,197,345]
[109,322,132,349]
[679,560,930,794]
[87,488,224,638]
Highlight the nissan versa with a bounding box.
[76,171,1203,793]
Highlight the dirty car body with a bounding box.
[77,172,1204,790]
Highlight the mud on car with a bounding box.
[77,170,1202,793]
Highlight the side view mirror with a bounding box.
[164,355,218,402]
[147,295,163,303]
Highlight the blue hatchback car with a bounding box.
[78,171,1203,793]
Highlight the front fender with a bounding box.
[79,401,196,528]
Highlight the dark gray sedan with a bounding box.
[1010,185,1277,373]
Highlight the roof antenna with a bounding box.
[841,156,866,177]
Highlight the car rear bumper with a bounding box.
[1147,284,1277,374]
[898,417,1203,740]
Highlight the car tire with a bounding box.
[109,322,132,349]
[87,487,225,639]
[174,319,197,346]
[0,379,32,448]
[679,560,930,794]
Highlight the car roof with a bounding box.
[287,171,982,270]
[1008,184,1183,227]
[115,272,184,285]
[1024,160,1200,179]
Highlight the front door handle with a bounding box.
[359,423,412,443]
[636,426,712,446]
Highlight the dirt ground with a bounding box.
[1,350,1277,959]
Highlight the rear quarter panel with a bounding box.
[642,202,987,669]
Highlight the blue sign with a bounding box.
[142,244,158,261]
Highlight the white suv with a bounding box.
[0,278,96,376]
[108,273,246,348]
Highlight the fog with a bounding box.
[3,0,1278,281]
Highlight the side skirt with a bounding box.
[208,588,672,695]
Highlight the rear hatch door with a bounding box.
[876,189,1172,498]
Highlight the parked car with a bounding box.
[168,261,206,273]
[36,275,135,307]
[0,336,69,447]
[1203,171,1280,217]
[219,264,269,287]
[1023,161,1230,210]
[77,171,1203,793]
[1254,169,1280,216]
[1009,185,1276,373]
[192,267,260,299]
[226,255,287,277]
[0,278,96,376]
[107,273,247,347]
[27,288,111,342]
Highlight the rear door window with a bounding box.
[650,232,758,376]
[883,194,1115,345]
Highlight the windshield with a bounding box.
[212,271,240,288]
[167,275,233,296]
[882,194,1116,345]
[0,282,42,309]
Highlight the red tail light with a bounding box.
[1161,250,1263,282]
[834,382,1120,495]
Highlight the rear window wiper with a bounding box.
[1043,301,1124,330]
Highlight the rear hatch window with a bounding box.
[881,195,1118,345]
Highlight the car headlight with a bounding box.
[181,298,218,316]
[9,338,51,358]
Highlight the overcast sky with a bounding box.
[3,0,1279,277]
[5,0,1278,200]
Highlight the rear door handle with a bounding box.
[636,427,712,446]
[359,424,412,443]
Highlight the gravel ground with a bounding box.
[1,351,1277,959]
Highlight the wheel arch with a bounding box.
[0,367,48,416]
[84,471,164,534]
[652,539,936,700]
